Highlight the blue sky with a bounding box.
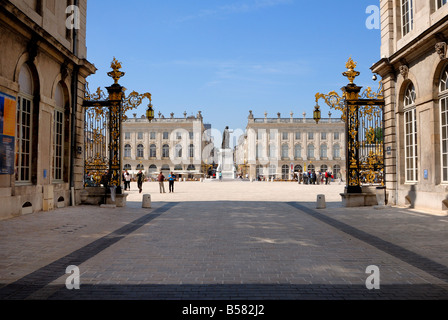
[85,0,381,136]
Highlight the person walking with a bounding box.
[168,172,176,193]
[125,171,131,191]
[137,170,145,193]
[158,171,166,193]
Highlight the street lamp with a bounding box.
[146,102,155,122]
[313,103,321,124]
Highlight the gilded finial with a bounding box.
[107,57,125,84]
[342,57,360,85]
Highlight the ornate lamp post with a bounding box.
[146,101,155,122]
[313,103,322,124]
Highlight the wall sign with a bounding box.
[0,92,16,175]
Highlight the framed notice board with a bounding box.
[0,92,16,175]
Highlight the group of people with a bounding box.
[122,170,177,194]
[122,170,146,193]
[297,170,335,185]
[157,171,177,193]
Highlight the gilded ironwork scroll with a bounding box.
[315,58,385,193]
[83,58,153,191]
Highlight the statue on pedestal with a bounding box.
[222,126,230,150]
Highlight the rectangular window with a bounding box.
[308,132,314,140]
[405,108,418,182]
[437,0,447,10]
[137,132,143,140]
[16,97,32,183]
[53,110,64,181]
[150,132,156,140]
[189,132,194,140]
[334,132,340,140]
[163,132,169,140]
[441,97,448,182]
[295,132,301,140]
[282,132,289,140]
[401,0,414,36]
[125,132,131,140]
[321,132,327,140]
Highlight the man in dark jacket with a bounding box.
[158,172,166,193]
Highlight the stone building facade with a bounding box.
[122,112,213,179]
[0,0,96,220]
[235,111,346,181]
[372,0,448,213]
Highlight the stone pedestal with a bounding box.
[340,186,389,207]
[217,148,235,180]
[142,194,152,208]
[81,188,128,207]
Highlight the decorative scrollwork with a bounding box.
[84,82,107,102]
[122,89,152,121]
[315,91,347,121]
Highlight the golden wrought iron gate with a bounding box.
[316,58,385,194]
[83,58,153,199]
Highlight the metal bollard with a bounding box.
[316,194,326,209]
[142,194,152,208]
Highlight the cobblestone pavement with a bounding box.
[0,180,447,300]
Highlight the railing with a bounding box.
[253,118,344,124]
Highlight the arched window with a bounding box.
[281,165,290,180]
[124,164,132,171]
[137,144,144,158]
[162,144,170,158]
[53,83,65,182]
[161,164,170,172]
[136,164,144,170]
[148,165,157,173]
[150,144,156,158]
[269,165,277,178]
[333,165,341,177]
[294,165,303,173]
[320,144,328,159]
[187,164,196,171]
[16,64,34,183]
[321,165,328,173]
[175,144,182,158]
[294,144,302,159]
[124,144,131,158]
[174,164,183,171]
[404,83,418,182]
[440,64,448,182]
[281,144,289,159]
[256,165,264,179]
[333,144,341,159]
[308,164,315,172]
[307,144,315,159]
